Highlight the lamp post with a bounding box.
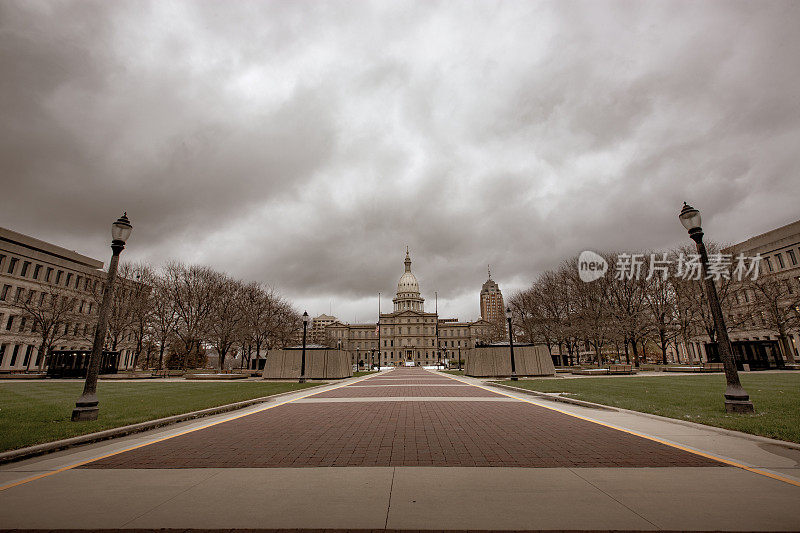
[458,346,462,371]
[505,307,517,380]
[679,203,754,413]
[299,311,309,383]
[355,346,359,371]
[72,213,132,421]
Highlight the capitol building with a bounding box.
[316,249,499,367]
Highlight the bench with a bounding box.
[608,364,635,374]
[571,368,610,375]
[665,366,703,373]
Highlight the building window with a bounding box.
[18,317,26,332]
[788,249,798,266]
[46,267,53,282]
[764,258,773,272]
[15,287,23,301]
[10,345,20,366]
[66,273,73,287]
[776,254,785,269]
[20,261,30,277]
[0,254,5,269]
[0,284,9,301]
[56,270,63,284]
[23,345,33,367]
[33,264,41,280]
[0,344,5,366]
[7,257,18,274]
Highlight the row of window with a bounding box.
[0,254,100,293]
[368,349,467,360]
[0,284,97,315]
[0,343,136,370]
[0,343,39,368]
[732,276,800,305]
[0,311,96,338]
[378,338,470,348]
[763,247,799,273]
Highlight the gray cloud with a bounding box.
[2,0,799,322]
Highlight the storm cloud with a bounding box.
[2,0,799,322]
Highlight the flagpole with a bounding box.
[377,292,381,370]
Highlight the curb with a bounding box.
[488,382,619,411]
[0,385,323,465]
[489,382,800,452]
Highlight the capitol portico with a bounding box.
[323,249,495,368]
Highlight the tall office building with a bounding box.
[479,266,505,323]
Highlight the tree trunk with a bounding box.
[631,338,640,368]
[218,348,227,372]
[158,341,166,370]
[624,337,630,364]
[37,331,50,372]
[595,337,603,366]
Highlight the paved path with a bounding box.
[1,367,799,531]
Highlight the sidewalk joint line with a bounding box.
[384,466,396,530]
[568,467,661,529]
[118,468,224,528]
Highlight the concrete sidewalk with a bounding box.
[0,368,798,531]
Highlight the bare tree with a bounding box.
[606,257,650,367]
[743,275,799,364]
[207,274,246,371]
[150,272,178,370]
[641,253,679,365]
[240,282,277,370]
[162,262,218,369]
[128,264,156,369]
[12,285,79,371]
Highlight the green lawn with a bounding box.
[441,370,464,375]
[0,381,322,452]
[352,371,377,377]
[496,374,800,443]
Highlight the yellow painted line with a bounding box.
[434,370,800,488]
[0,374,373,492]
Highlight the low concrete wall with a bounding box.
[262,349,352,380]
[465,345,555,377]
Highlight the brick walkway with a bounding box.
[83,368,722,469]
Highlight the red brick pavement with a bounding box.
[314,385,502,397]
[82,368,721,469]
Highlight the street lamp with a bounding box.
[299,311,309,383]
[679,202,754,413]
[355,346,359,371]
[458,346,462,371]
[505,307,517,380]
[72,213,132,421]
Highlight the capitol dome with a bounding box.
[393,248,425,312]
[397,271,420,294]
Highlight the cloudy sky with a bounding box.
[2,0,799,323]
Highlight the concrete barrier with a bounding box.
[465,344,555,377]
[262,348,352,380]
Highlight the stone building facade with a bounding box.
[324,249,493,368]
[480,267,505,323]
[683,218,800,368]
[0,226,136,372]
